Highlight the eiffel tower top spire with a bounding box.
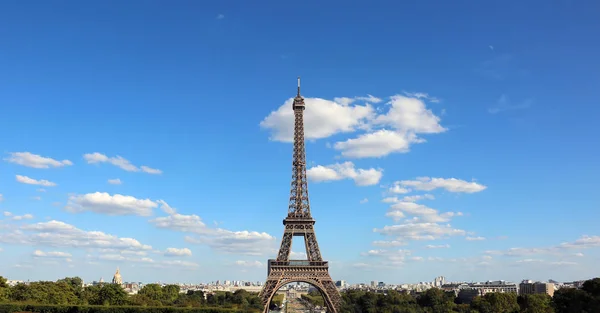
[288,77,311,219]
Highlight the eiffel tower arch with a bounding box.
[259,78,342,313]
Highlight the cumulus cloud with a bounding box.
[0,220,152,252]
[5,152,73,169]
[260,93,446,159]
[359,198,369,204]
[0,194,4,202]
[466,236,486,241]
[307,162,383,186]
[425,244,450,249]
[403,92,440,103]
[141,166,163,175]
[333,130,424,158]
[108,179,122,185]
[84,153,162,174]
[164,247,192,257]
[96,254,155,264]
[485,236,600,258]
[372,240,407,247]
[11,213,34,221]
[386,201,461,223]
[150,201,276,256]
[374,222,466,241]
[260,97,374,142]
[362,249,413,266]
[33,250,72,258]
[394,177,487,193]
[15,175,57,187]
[65,192,157,216]
[235,260,264,267]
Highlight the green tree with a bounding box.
[162,284,180,304]
[96,283,128,305]
[138,283,163,302]
[471,293,519,313]
[417,288,455,312]
[518,294,554,313]
[552,287,591,313]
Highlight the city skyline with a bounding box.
[1,1,599,285]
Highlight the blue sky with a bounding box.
[1,0,599,285]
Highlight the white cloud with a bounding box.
[402,194,435,202]
[37,188,46,192]
[466,236,486,241]
[402,92,440,103]
[235,260,263,267]
[216,14,225,19]
[395,177,487,193]
[84,153,162,174]
[485,236,600,258]
[3,211,12,217]
[65,192,157,216]
[159,260,199,268]
[261,93,446,159]
[5,152,73,169]
[386,201,461,223]
[164,247,192,257]
[362,249,412,266]
[372,240,407,247]
[150,201,276,256]
[374,222,466,241]
[558,235,600,249]
[260,97,374,142]
[141,166,162,175]
[333,130,425,158]
[151,213,208,233]
[12,214,34,221]
[307,162,383,186]
[96,254,155,263]
[32,196,41,201]
[425,244,450,249]
[33,250,72,258]
[108,179,122,185]
[0,220,152,252]
[185,230,276,256]
[156,200,177,215]
[0,194,3,202]
[360,198,369,204]
[16,175,57,187]
[372,95,445,133]
[388,185,411,194]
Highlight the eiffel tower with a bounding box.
[259,78,342,313]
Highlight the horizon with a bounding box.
[1,0,599,286]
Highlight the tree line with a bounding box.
[335,277,600,313]
[0,276,262,312]
[1,276,599,313]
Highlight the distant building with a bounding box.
[519,280,555,297]
[470,281,517,295]
[433,276,446,287]
[112,267,123,285]
[335,280,347,288]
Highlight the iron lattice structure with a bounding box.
[259,78,342,313]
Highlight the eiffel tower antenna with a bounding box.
[259,78,342,313]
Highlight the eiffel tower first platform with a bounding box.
[259,78,342,313]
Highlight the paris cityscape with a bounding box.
[1,1,599,313]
